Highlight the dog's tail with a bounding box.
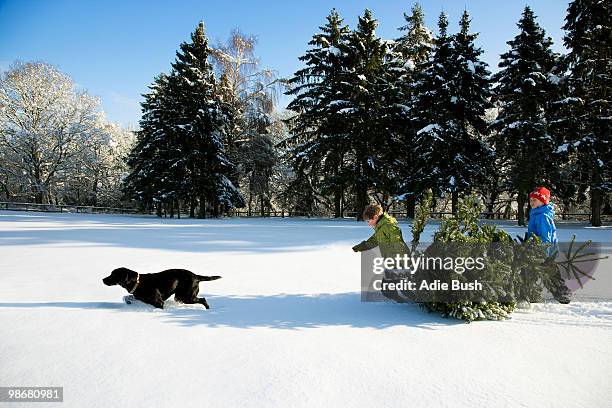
[195,274,222,281]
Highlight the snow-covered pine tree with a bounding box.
[170,21,244,217]
[285,9,414,218]
[374,36,411,211]
[480,107,510,219]
[160,72,193,217]
[215,71,243,205]
[413,11,493,216]
[393,2,434,217]
[337,9,406,219]
[284,9,352,217]
[445,10,493,214]
[492,6,561,226]
[411,13,457,206]
[551,0,611,226]
[124,73,176,215]
[394,2,434,66]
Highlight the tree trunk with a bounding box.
[486,191,498,219]
[486,201,495,219]
[525,201,531,222]
[92,175,98,206]
[334,189,342,218]
[405,195,416,219]
[33,164,43,204]
[503,201,512,219]
[189,198,195,218]
[198,195,206,219]
[0,176,10,201]
[591,189,602,227]
[260,195,265,217]
[517,192,527,226]
[561,200,570,220]
[451,191,459,216]
[381,193,389,212]
[356,186,368,221]
[431,196,438,218]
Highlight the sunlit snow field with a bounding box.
[0,211,610,407]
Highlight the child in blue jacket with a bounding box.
[527,186,570,303]
[527,186,557,244]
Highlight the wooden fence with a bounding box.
[0,201,602,221]
[0,201,140,215]
[230,209,598,221]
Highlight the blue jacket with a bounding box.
[527,204,558,244]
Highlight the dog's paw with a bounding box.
[123,295,135,304]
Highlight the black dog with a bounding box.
[102,267,221,309]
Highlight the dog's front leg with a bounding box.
[138,291,165,309]
[151,291,165,309]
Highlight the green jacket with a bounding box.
[352,212,409,259]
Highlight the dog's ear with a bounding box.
[106,267,129,286]
[112,267,132,279]
[119,268,131,280]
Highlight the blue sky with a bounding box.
[0,0,571,129]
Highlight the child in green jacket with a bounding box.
[353,204,409,302]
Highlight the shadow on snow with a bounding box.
[0,292,461,330]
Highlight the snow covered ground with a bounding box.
[0,210,610,408]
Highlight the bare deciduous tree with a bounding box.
[0,61,134,205]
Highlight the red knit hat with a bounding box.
[529,187,550,205]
